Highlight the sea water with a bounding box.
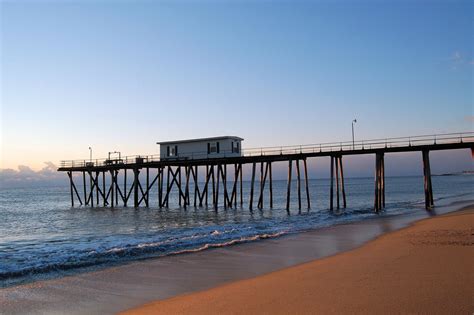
[0,175,473,288]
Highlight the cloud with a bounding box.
[0,162,67,188]
[449,51,473,69]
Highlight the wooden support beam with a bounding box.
[338,156,346,209]
[145,168,150,207]
[184,166,190,209]
[197,167,206,207]
[215,165,220,211]
[125,182,134,205]
[115,170,118,205]
[124,169,127,207]
[379,155,383,210]
[422,150,434,210]
[239,163,243,207]
[103,171,106,207]
[286,159,292,212]
[193,166,198,207]
[113,170,126,205]
[88,171,109,206]
[303,158,310,209]
[330,156,334,210]
[269,162,273,208]
[211,165,215,207]
[161,167,185,208]
[335,157,340,210]
[225,164,230,208]
[206,165,209,207]
[162,167,173,207]
[379,153,385,211]
[257,162,269,209]
[133,168,140,208]
[137,172,159,206]
[374,154,380,212]
[183,167,188,208]
[158,167,163,208]
[296,159,302,211]
[68,171,74,207]
[198,166,212,207]
[95,171,99,205]
[221,164,228,209]
[83,171,87,206]
[136,179,146,206]
[68,172,83,205]
[233,164,238,207]
[109,170,115,207]
[249,162,256,210]
[73,176,83,205]
[258,162,264,209]
[166,167,170,208]
[178,167,182,207]
[89,171,94,207]
[381,156,385,208]
[229,164,238,207]
[374,153,383,212]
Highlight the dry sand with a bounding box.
[122,208,474,315]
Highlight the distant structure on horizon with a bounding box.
[157,136,243,160]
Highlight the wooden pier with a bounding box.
[59,132,474,212]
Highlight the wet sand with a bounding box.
[124,207,474,315]
[0,200,472,315]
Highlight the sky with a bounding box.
[0,0,473,185]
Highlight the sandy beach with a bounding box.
[1,201,472,315]
[123,207,474,315]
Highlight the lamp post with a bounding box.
[352,119,357,150]
[89,147,92,162]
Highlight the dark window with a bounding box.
[207,143,210,154]
[233,142,239,153]
[209,142,217,153]
[217,142,220,153]
[168,146,177,157]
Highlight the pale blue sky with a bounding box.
[1,0,473,172]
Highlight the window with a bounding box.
[232,141,240,153]
[168,145,178,157]
[208,142,218,154]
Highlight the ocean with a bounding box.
[1,175,473,288]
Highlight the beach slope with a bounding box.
[122,208,474,314]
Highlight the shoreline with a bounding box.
[0,199,472,314]
[123,206,474,315]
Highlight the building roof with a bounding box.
[157,136,244,145]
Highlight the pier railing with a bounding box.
[59,132,474,168]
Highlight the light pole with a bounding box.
[352,119,357,149]
[89,147,92,162]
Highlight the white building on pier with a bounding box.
[157,136,243,160]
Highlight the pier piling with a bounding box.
[250,162,256,210]
[296,159,302,211]
[133,168,139,208]
[269,162,273,208]
[422,150,434,209]
[374,152,385,212]
[286,159,293,212]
